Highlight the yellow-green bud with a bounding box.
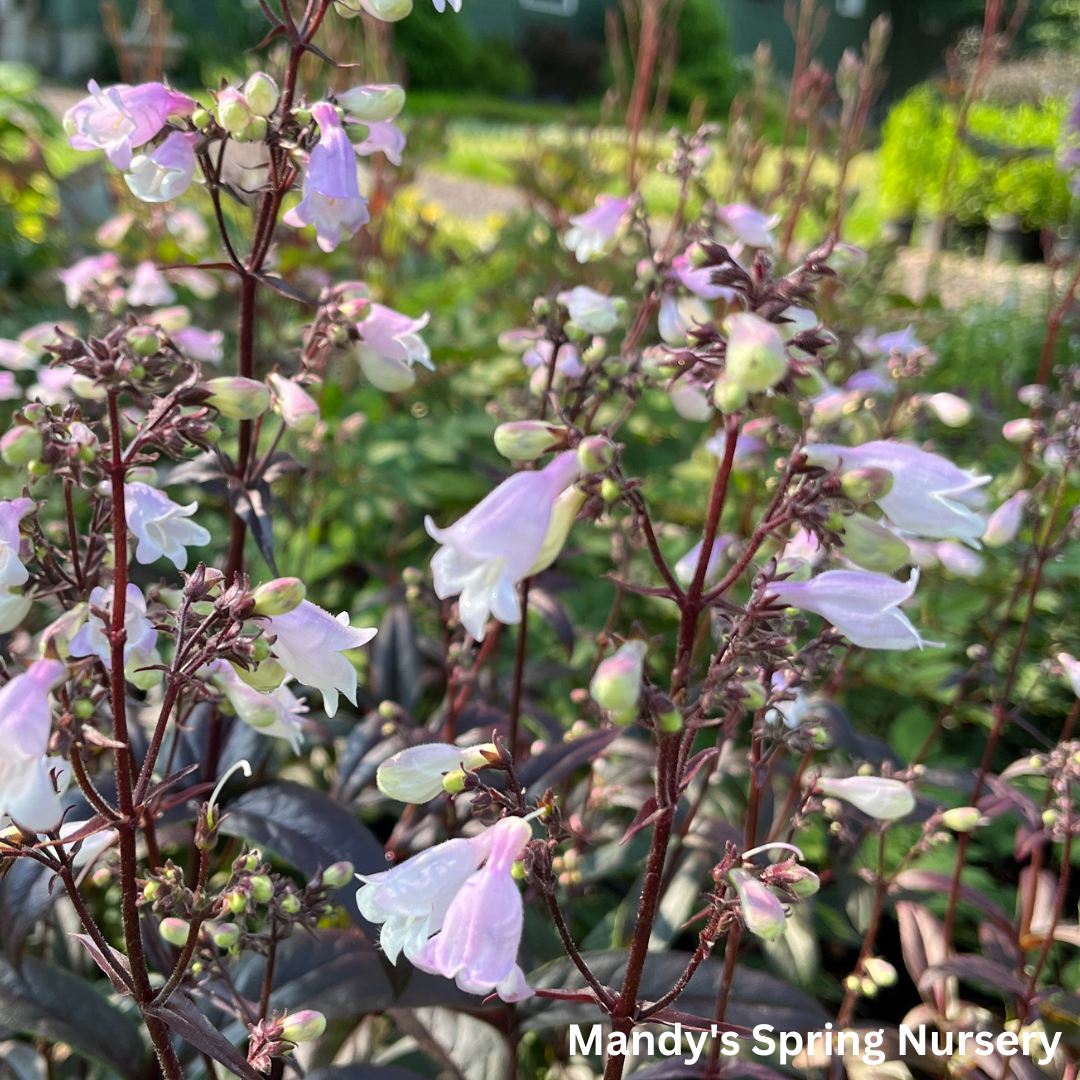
[216,89,251,136]
[241,850,261,871]
[212,923,241,949]
[840,466,894,503]
[941,806,981,833]
[493,421,565,461]
[159,918,189,947]
[252,577,306,616]
[143,881,161,901]
[836,512,910,573]
[442,768,466,794]
[226,890,247,914]
[785,865,820,898]
[740,679,767,710]
[321,861,355,889]
[126,326,161,356]
[863,957,897,988]
[74,699,95,720]
[280,893,301,914]
[281,1010,327,1045]
[249,875,273,903]
[244,73,280,117]
[28,459,50,477]
[233,658,287,693]
[723,312,788,393]
[1042,808,1059,827]
[600,477,621,502]
[336,84,406,123]
[1,426,42,468]
[860,977,879,998]
[658,710,683,733]
[713,375,749,414]
[577,435,616,474]
[511,860,527,880]
[590,639,647,722]
[244,116,268,142]
[192,108,212,131]
[202,377,270,420]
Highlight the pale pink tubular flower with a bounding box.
[283,102,369,253]
[671,251,736,301]
[64,80,195,170]
[769,568,941,650]
[124,482,211,569]
[717,203,776,249]
[58,253,120,307]
[69,584,157,669]
[357,303,432,368]
[426,451,581,640]
[172,326,224,363]
[267,373,320,432]
[564,195,631,262]
[0,340,35,371]
[983,490,1027,548]
[0,659,69,833]
[0,498,35,589]
[1058,652,1080,697]
[262,600,376,718]
[352,121,406,167]
[412,816,535,1001]
[127,261,176,307]
[208,662,308,752]
[124,131,200,203]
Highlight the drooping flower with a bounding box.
[769,568,941,650]
[262,600,376,718]
[124,131,199,203]
[0,590,32,634]
[564,195,631,263]
[0,659,69,833]
[803,441,989,544]
[924,392,972,428]
[858,325,921,358]
[671,250,736,301]
[64,80,195,170]
[283,102,369,253]
[124,482,211,570]
[522,340,584,380]
[209,662,308,752]
[729,868,787,941]
[172,326,224,363]
[590,639,648,724]
[377,742,496,803]
[557,286,620,335]
[412,816,535,1001]
[337,84,406,123]
[934,540,984,578]
[674,535,730,588]
[668,379,711,421]
[658,293,687,346]
[0,498,35,590]
[352,121,406,167]
[425,451,581,640]
[127,261,176,307]
[357,827,496,963]
[166,207,210,249]
[1058,652,1080,697]
[69,584,157,669]
[717,203,776,249]
[983,490,1026,548]
[267,373,320,432]
[724,311,789,393]
[817,776,915,821]
[356,303,432,369]
[58,253,120,308]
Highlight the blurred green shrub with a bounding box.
[880,83,1071,229]
[666,0,737,119]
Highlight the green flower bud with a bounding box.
[590,639,647,723]
[840,466,894,503]
[729,868,787,941]
[28,459,50,477]
[336,84,406,123]
[442,768,466,794]
[212,923,241,949]
[232,658,287,693]
[281,1010,327,1045]
[249,875,273,903]
[252,577,306,616]
[244,73,280,117]
[576,435,616,474]
[1,426,42,468]
[192,108,212,131]
[493,420,566,461]
[785,865,820,898]
[293,106,313,125]
[243,116,268,142]
[241,851,261,871]
[740,679,767,711]
[143,881,161,901]
[941,806,981,833]
[713,375,749,414]
[280,893,301,914]
[74,699,95,720]
[863,957,897,988]
[202,376,271,420]
[216,89,251,136]
[658,710,683,733]
[600,477,621,502]
[226,890,248,914]
[159,918,189,947]
[321,861,355,889]
[723,312,788,393]
[126,326,161,356]
[860,977,879,998]
[835,512,910,573]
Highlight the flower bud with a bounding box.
[723,312,788,393]
[240,850,261,871]
[159,918,189,947]
[442,768,466,794]
[577,435,616,474]
[377,742,496,803]
[817,776,915,821]
[252,577,306,616]
[658,710,683,733]
[528,485,587,576]
[840,467,894,503]
[243,116,268,142]
[1,426,42,468]
[740,679,767,710]
[143,881,161,901]
[729,868,787,941]
[216,88,252,136]
[192,107,212,131]
[863,957,897,988]
[590,639,647,723]
[202,377,271,420]
[212,923,241,949]
[785,865,820,898]
[836,513,910,574]
[713,375,749,414]
[226,889,247,914]
[983,491,1026,548]
[336,84,406,122]
[493,420,566,461]
[321,861,355,889]
[925,392,972,428]
[941,806,981,833]
[249,875,273,903]
[232,658,287,693]
[1002,418,1036,444]
[281,893,301,914]
[126,326,161,356]
[281,1010,327,1045]
[355,0,412,18]
[244,73,279,117]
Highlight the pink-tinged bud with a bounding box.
[159,918,189,947]
[1,426,42,468]
[321,861,355,889]
[863,957,897,987]
[723,312,787,393]
[377,742,495,803]
[941,806,981,833]
[557,286,621,335]
[590,639,647,723]
[729,868,787,941]
[337,84,406,123]
[817,776,915,821]
[836,513,910,574]
[267,373,320,433]
[925,392,972,428]
[244,73,279,117]
[252,577,306,616]
[840,466,894,503]
[785,865,820,898]
[280,1010,327,1044]
[577,435,616,474]
[202,377,271,420]
[212,923,241,948]
[493,421,566,461]
[1002,418,1036,443]
[216,88,251,136]
[982,490,1026,547]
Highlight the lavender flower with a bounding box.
[564,196,631,263]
